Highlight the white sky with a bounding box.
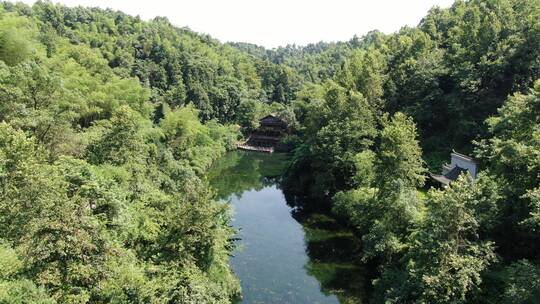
[19,0,455,48]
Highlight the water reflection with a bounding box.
[301,214,366,303]
[208,151,366,303]
[207,150,287,200]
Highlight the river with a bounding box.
[208,151,366,304]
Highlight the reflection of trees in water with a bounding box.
[283,183,370,303]
[210,151,369,303]
[296,211,368,303]
[261,176,281,187]
[283,188,331,222]
[208,151,290,200]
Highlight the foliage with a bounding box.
[396,175,498,303]
[0,7,241,303]
[475,80,540,258]
[0,0,539,302]
[376,112,426,189]
[499,260,540,304]
[282,1,540,301]
[0,1,304,123]
[268,0,540,163]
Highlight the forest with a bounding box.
[0,0,539,303]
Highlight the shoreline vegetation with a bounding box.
[0,0,539,303]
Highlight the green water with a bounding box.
[208,151,366,304]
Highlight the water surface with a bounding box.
[208,151,365,304]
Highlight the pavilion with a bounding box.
[237,114,289,153]
[429,150,478,187]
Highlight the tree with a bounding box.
[393,175,498,303]
[0,244,55,304]
[336,48,386,111]
[477,80,540,195]
[86,106,147,166]
[308,82,377,195]
[475,79,540,257]
[377,112,426,189]
[500,260,540,304]
[0,14,42,66]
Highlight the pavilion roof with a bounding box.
[430,166,469,186]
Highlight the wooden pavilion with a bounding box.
[238,115,289,153]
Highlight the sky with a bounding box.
[19,0,455,48]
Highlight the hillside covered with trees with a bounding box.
[0,0,539,303]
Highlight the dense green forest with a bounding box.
[0,0,539,303]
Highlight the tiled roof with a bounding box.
[430,166,469,185]
[451,150,476,162]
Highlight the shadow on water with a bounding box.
[208,151,368,304]
[300,214,367,304]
